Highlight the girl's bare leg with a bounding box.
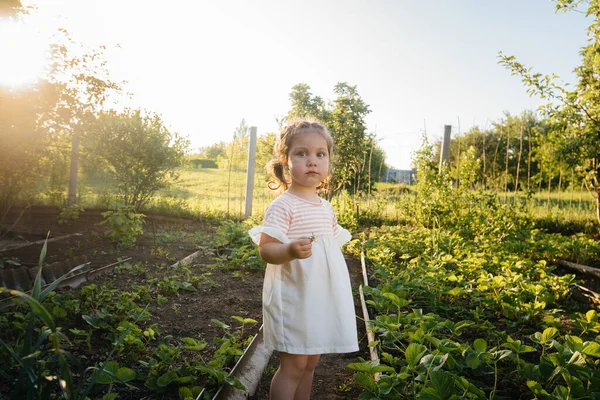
[293,354,320,400]
[270,353,308,400]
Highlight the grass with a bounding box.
[31,167,599,226]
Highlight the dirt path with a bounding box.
[251,255,369,399]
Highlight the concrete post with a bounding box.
[244,127,257,219]
[439,125,451,173]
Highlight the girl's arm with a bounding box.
[259,233,312,264]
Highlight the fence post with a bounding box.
[245,127,258,219]
[67,132,80,205]
[439,125,451,173]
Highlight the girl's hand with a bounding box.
[288,238,312,259]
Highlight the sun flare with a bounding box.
[0,18,49,87]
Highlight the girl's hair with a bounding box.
[267,117,333,192]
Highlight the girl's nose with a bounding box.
[307,156,317,166]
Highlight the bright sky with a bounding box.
[0,0,589,169]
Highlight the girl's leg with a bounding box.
[270,352,309,400]
[293,354,320,400]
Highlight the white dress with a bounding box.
[249,192,359,355]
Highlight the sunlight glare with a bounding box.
[0,18,49,87]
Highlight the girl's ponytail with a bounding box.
[267,159,289,192]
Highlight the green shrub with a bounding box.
[101,203,145,248]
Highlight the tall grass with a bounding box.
[32,167,598,228]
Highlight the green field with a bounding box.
[34,168,598,229]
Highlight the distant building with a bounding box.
[386,169,416,184]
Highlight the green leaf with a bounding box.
[116,367,135,383]
[526,380,551,398]
[157,370,178,387]
[102,394,119,400]
[563,374,585,397]
[418,387,441,400]
[39,232,49,267]
[182,337,208,352]
[583,342,600,357]
[358,392,380,400]
[585,310,597,322]
[82,315,100,329]
[419,353,448,371]
[211,319,230,330]
[8,290,55,330]
[465,352,480,369]
[96,361,119,384]
[406,343,428,367]
[431,370,454,399]
[353,372,377,392]
[223,374,246,390]
[541,327,558,343]
[179,387,193,400]
[473,338,486,353]
[348,360,394,375]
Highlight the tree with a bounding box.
[197,142,227,161]
[500,0,600,223]
[217,120,249,170]
[0,82,61,227]
[287,83,330,122]
[0,0,21,15]
[255,132,277,177]
[286,82,377,195]
[329,82,372,194]
[89,109,189,210]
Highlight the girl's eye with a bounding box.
[297,151,307,156]
[317,152,327,158]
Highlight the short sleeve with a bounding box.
[248,200,291,246]
[263,201,291,235]
[329,203,352,247]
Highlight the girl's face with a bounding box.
[286,131,330,193]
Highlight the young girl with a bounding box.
[249,118,358,400]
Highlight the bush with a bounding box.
[189,159,218,169]
[101,203,145,249]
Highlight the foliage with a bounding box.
[0,82,61,228]
[58,203,84,225]
[214,220,264,271]
[345,142,600,398]
[100,202,145,249]
[328,82,373,194]
[255,132,277,178]
[286,83,387,195]
[500,0,600,223]
[287,83,330,123]
[196,141,227,162]
[1,27,122,225]
[0,233,261,399]
[188,159,218,169]
[89,109,189,210]
[216,119,249,171]
[0,236,127,400]
[348,216,600,399]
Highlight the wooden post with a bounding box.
[504,125,510,203]
[457,117,463,188]
[482,134,486,190]
[439,125,451,173]
[515,116,524,193]
[244,127,257,219]
[67,132,80,205]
